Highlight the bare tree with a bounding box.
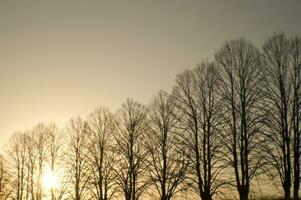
[6,132,27,200]
[46,124,65,200]
[65,117,90,200]
[0,155,11,200]
[291,36,301,200]
[173,62,226,200]
[146,90,188,200]
[86,107,118,200]
[192,62,227,199]
[262,33,293,200]
[262,33,301,200]
[215,38,264,200]
[24,130,37,200]
[114,99,150,200]
[32,124,50,200]
[4,124,66,200]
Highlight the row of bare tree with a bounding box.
[0,32,300,200]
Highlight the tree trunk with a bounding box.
[294,186,299,200]
[201,189,212,200]
[238,187,249,200]
[125,192,131,200]
[161,194,167,200]
[293,137,300,200]
[284,184,291,200]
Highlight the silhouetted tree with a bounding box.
[47,124,65,200]
[0,155,11,200]
[33,124,50,200]
[65,117,90,200]
[5,124,67,200]
[173,62,226,200]
[114,99,150,200]
[291,35,301,200]
[262,33,292,200]
[24,130,37,200]
[7,132,27,200]
[215,38,264,200]
[146,90,189,200]
[262,32,301,200]
[86,107,118,200]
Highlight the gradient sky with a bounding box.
[0,0,301,146]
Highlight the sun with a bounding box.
[43,168,58,189]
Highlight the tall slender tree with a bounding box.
[47,124,63,200]
[291,36,301,200]
[65,117,90,200]
[146,90,188,200]
[86,107,118,200]
[215,38,264,200]
[24,130,37,200]
[7,132,27,200]
[261,33,293,200]
[173,62,226,200]
[114,99,150,200]
[0,154,11,200]
[33,124,50,200]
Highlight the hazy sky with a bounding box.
[0,0,301,146]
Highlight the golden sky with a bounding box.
[0,0,301,146]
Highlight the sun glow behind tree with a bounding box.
[43,167,58,190]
